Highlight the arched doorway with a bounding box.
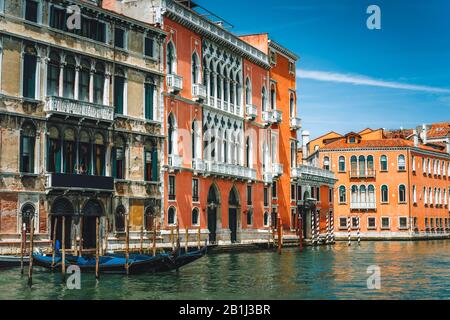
[50,198,74,249]
[81,199,104,249]
[207,184,220,243]
[228,186,240,243]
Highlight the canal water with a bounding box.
[0,241,449,300]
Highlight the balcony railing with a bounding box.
[263,172,274,184]
[192,83,206,102]
[167,74,183,93]
[44,96,114,121]
[290,117,302,130]
[350,169,376,178]
[297,165,336,180]
[168,154,183,168]
[192,158,206,172]
[272,163,284,176]
[46,173,114,191]
[350,202,377,210]
[205,161,256,180]
[262,110,283,125]
[291,167,302,179]
[272,110,283,123]
[246,104,258,119]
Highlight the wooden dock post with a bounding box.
[104,216,109,254]
[61,216,66,282]
[185,227,189,253]
[357,216,361,246]
[139,225,144,255]
[170,227,174,251]
[152,222,157,256]
[20,223,26,274]
[176,224,180,251]
[125,216,130,275]
[27,217,34,287]
[277,217,282,255]
[298,214,303,252]
[197,227,201,250]
[95,217,100,279]
[79,216,84,257]
[51,217,57,267]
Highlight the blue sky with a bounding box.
[194,0,450,138]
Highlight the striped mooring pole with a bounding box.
[347,216,351,246]
[315,210,320,245]
[330,213,335,244]
[311,210,315,245]
[357,217,361,246]
[326,212,330,244]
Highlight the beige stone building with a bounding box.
[0,0,166,253]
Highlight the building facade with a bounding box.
[0,0,166,253]
[312,127,450,240]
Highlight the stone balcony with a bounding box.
[295,165,337,185]
[167,74,183,93]
[290,117,302,130]
[263,172,274,184]
[192,158,206,172]
[272,163,284,176]
[350,202,377,210]
[205,161,256,180]
[168,154,183,169]
[290,167,302,179]
[262,110,283,125]
[192,83,206,102]
[245,104,258,119]
[44,96,114,122]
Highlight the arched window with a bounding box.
[429,187,433,204]
[367,155,374,174]
[112,136,125,179]
[380,155,388,171]
[323,156,330,171]
[422,158,426,173]
[399,185,406,203]
[114,68,125,114]
[168,113,176,155]
[47,126,61,173]
[360,185,367,203]
[270,84,276,109]
[63,55,76,99]
[339,186,347,203]
[289,93,295,118]
[93,62,105,104]
[115,206,126,232]
[192,208,199,226]
[261,86,267,111]
[166,41,176,74]
[423,187,427,204]
[22,45,37,99]
[223,131,228,163]
[245,136,251,168]
[20,122,36,173]
[223,69,228,103]
[381,185,389,203]
[209,61,215,100]
[78,58,90,102]
[20,203,35,233]
[398,155,406,171]
[368,185,375,203]
[47,51,60,96]
[191,52,199,84]
[338,156,346,172]
[144,207,155,231]
[291,141,296,168]
[78,130,91,175]
[216,64,222,101]
[144,140,158,182]
[168,207,176,225]
[413,185,417,203]
[245,77,251,105]
[358,155,366,176]
[350,156,357,175]
[263,212,269,227]
[246,209,253,226]
[63,128,75,174]
[93,133,105,176]
[235,73,241,106]
[427,158,431,174]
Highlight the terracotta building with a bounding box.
[308,126,450,240]
[0,0,166,252]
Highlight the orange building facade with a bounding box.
[311,127,450,240]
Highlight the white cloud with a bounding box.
[297,69,450,94]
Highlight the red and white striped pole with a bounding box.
[357,216,361,246]
[316,210,320,245]
[330,212,335,244]
[347,216,351,246]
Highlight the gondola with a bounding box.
[0,255,29,269]
[156,246,208,272]
[32,252,173,275]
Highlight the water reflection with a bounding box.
[0,241,449,300]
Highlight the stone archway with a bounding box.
[81,199,104,249]
[207,184,221,243]
[50,197,74,249]
[228,186,240,243]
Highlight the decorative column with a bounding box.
[74,58,80,100]
[104,66,111,106]
[59,53,66,97]
[89,63,95,103]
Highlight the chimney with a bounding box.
[301,130,310,165]
[422,124,427,144]
[413,129,419,147]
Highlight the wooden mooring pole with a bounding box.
[61,216,66,283]
[277,217,282,255]
[95,217,100,280]
[20,223,26,275]
[197,227,201,250]
[27,217,34,287]
[51,217,57,267]
[170,227,174,251]
[298,214,303,252]
[185,227,189,253]
[139,225,144,255]
[152,223,157,256]
[104,216,109,254]
[125,216,130,275]
[79,216,84,257]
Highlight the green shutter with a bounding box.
[23,55,36,99]
[114,77,124,114]
[55,141,61,173]
[145,84,154,120]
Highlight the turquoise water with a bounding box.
[0,241,449,300]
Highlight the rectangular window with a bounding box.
[49,6,66,30]
[311,187,315,200]
[114,76,125,114]
[425,217,429,229]
[339,217,347,229]
[168,175,176,200]
[144,83,155,121]
[351,217,359,229]
[144,37,154,57]
[381,217,390,229]
[192,178,199,202]
[430,218,435,230]
[297,186,302,201]
[367,217,376,229]
[316,187,320,201]
[23,54,37,99]
[25,0,38,23]
[263,187,269,207]
[290,184,296,201]
[413,217,418,229]
[247,185,252,206]
[329,188,333,203]
[114,27,126,49]
[399,217,408,229]
[272,181,277,199]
